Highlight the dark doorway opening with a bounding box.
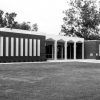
[76,43,82,59]
[45,41,54,59]
[57,42,64,59]
[67,43,74,59]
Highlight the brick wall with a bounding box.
[0,31,46,62]
[84,40,96,59]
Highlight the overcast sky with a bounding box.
[0,0,67,34]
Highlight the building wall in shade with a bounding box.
[0,30,46,62]
[84,40,100,59]
[95,41,100,59]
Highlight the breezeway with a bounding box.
[45,34,84,60]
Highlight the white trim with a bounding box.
[16,38,19,56]
[0,37,3,56]
[74,42,76,59]
[0,28,45,36]
[54,40,57,60]
[29,39,32,56]
[6,37,9,56]
[37,39,40,56]
[33,39,36,56]
[20,38,23,56]
[64,41,67,59]
[25,38,28,56]
[11,37,14,56]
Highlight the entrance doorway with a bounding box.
[45,41,54,59]
[67,42,74,59]
[57,42,64,59]
[76,43,82,59]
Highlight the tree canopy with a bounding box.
[61,0,100,40]
[0,10,38,31]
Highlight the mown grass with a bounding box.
[0,62,100,100]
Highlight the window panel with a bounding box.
[11,37,14,56]
[16,38,19,56]
[29,39,32,56]
[20,38,23,56]
[0,37,3,56]
[25,38,28,56]
[37,39,40,56]
[6,37,9,56]
[33,39,36,56]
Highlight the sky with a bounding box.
[0,0,67,35]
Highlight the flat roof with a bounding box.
[46,34,84,42]
[0,28,84,42]
[0,28,46,36]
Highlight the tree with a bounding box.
[0,10,4,27]
[0,10,39,31]
[31,23,38,31]
[61,0,100,40]
[4,12,17,28]
[19,22,31,30]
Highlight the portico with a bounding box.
[46,34,84,60]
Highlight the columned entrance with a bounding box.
[45,35,84,60]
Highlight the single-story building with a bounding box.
[0,28,46,62]
[45,34,84,60]
[0,28,99,62]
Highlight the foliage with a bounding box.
[31,23,38,31]
[0,10,4,27]
[61,0,100,40]
[0,10,38,31]
[15,22,31,30]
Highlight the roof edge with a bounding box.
[0,28,46,36]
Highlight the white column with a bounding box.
[64,41,67,60]
[52,45,54,59]
[82,42,84,59]
[54,40,57,60]
[61,45,64,59]
[74,42,76,59]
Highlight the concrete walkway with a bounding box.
[47,59,100,63]
[0,59,100,64]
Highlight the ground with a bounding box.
[0,62,100,100]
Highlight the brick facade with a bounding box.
[84,40,100,59]
[0,30,46,62]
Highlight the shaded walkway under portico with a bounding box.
[45,35,84,60]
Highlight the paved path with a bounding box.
[47,59,100,63]
[0,59,100,64]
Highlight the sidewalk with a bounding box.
[47,59,100,63]
[0,59,100,64]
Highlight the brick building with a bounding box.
[0,28,99,63]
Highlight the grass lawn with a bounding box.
[0,62,100,100]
